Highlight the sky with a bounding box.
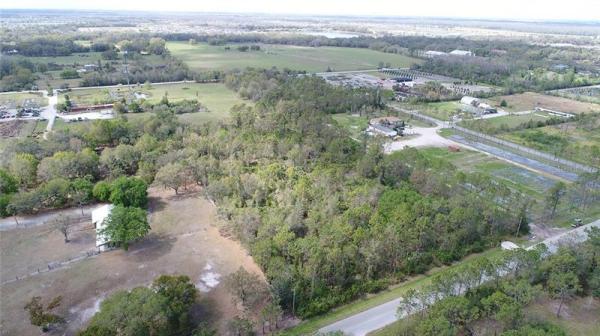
[2,0,600,21]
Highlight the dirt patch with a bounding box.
[526,296,600,335]
[488,92,600,114]
[0,186,264,335]
[0,119,27,137]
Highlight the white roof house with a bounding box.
[460,96,480,106]
[501,241,520,250]
[424,50,447,58]
[450,49,473,56]
[367,124,397,137]
[92,204,114,251]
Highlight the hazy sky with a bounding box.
[3,0,600,21]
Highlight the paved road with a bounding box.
[41,90,58,139]
[318,219,600,336]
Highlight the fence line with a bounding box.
[396,107,597,174]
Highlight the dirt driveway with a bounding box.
[0,187,264,335]
[384,126,453,153]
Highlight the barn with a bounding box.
[92,204,114,252]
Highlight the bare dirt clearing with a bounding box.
[0,186,264,335]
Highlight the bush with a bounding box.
[108,176,148,208]
[93,181,112,202]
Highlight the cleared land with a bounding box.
[167,42,421,72]
[500,119,600,167]
[420,147,600,227]
[486,92,600,114]
[400,101,462,121]
[0,187,264,335]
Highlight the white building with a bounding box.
[424,50,447,58]
[367,124,397,137]
[92,204,114,252]
[460,96,480,106]
[501,241,520,250]
[450,49,473,56]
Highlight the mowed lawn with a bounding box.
[167,42,421,72]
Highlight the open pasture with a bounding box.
[60,83,249,125]
[167,42,421,72]
[0,187,264,335]
[486,92,600,114]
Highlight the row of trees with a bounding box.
[394,227,600,335]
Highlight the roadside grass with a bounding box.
[167,42,422,72]
[499,121,600,167]
[371,296,600,336]
[281,248,502,336]
[460,111,557,129]
[0,92,48,106]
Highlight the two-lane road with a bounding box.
[318,219,600,336]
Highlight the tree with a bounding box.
[9,153,38,188]
[79,275,198,336]
[0,168,18,194]
[108,176,148,208]
[223,267,267,310]
[547,271,580,318]
[24,296,64,332]
[154,162,188,194]
[500,99,508,107]
[227,316,254,336]
[152,275,198,334]
[545,182,566,218]
[101,205,149,250]
[259,301,283,333]
[92,181,112,202]
[50,213,73,243]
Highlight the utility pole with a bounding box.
[124,50,130,86]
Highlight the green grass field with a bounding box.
[461,111,557,129]
[499,120,600,167]
[0,92,48,107]
[167,42,422,72]
[59,83,249,126]
[397,101,462,121]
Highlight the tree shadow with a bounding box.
[148,196,168,213]
[192,296,221,327]
[124,233,176,262]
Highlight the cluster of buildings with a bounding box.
[366,116,406,138]
[424,49,474,58]
[76,64,99,74]
[460,96,497,115]
[0,99,42,119]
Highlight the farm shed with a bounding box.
[92,204,114,252]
